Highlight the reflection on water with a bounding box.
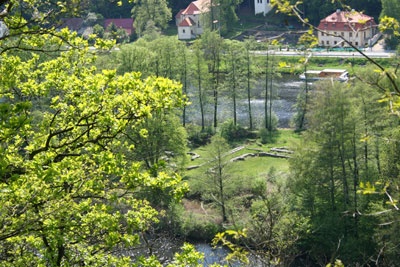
[196,243,233,266]
[185,74,304,128]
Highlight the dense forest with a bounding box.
[1,0,400,266]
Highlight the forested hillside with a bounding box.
[1,0,400,266]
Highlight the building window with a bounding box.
[334,41,337,45]
[327,41,330,45]
[341,32,344,36]
[182,29,185,33]
[321,32,325,36]
[355,42,358,46]
[349,32,353,37]
[321,41,324,45]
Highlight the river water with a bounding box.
[185,74,304,128]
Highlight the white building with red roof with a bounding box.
[317,9,378,48]
[176,0,210,40]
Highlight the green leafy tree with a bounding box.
[223,40,247,126]
[380,0,400,49]
[380,0,400,21]
[242,37,260,130]
[93,23,105,38]
[131,0,172,37]
[104,22,129,43]
[124,110,188,175]
[192,39,210,131]
[205,135,231,223]
[200,30,224,129]
[263,41,279,133]
[0,42,190,265]
[270,1,400,265]
[0,1,210,265]
[215,0,243,34]
[116,41,156,77]
[288,80,391,265]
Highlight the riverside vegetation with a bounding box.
[1,0,400,266]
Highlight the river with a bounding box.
[185,74,304,129]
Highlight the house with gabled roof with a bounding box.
[317,9,378,48]
[60,18,134,36]
[176,0,210,40]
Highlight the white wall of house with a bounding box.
[317,28,375,48]
[188,15,203,35]
[178,26,193,40]
[177,15,204,39]
[254,0,272,16]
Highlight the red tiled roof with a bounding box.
[179,17,196,27]
[181,0,210,15]
[317,10,376,32]
[104,18,134,35]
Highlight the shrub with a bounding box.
[259,128,270,144]
[220,120,251,143]
[186,124,214,148]
[180,213,221,242]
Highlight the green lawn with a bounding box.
[184,129,301,187]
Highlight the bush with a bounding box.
[220,120,251,143]
[259,128,270,144]
[180,212,221,242]
[186,124,214,148]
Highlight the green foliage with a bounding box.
[167,243,205,267]
[124,111,188,173]
[179,213,222,241]
[258,120,278,144]
[298,28,318,48]
[219,120,252,143]
[186,124,214,148]
[212,229,249,265]
[104,22,130,43]
[131,0,172,37]
[0,2,194,264]
[287,79,397,265]
[326,259,345,267]
[93,23,105,38]
[214,0,244,35]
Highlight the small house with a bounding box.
[176,0,210,40]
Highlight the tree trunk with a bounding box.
[232,52,237,126]
[182,49,187,127]
[197,55,205,131]
[264,48,269,129]
[246,51,253,130]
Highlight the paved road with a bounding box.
[253,49,396,58]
